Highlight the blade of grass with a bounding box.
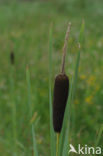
[71,20,85,132]
[26,66,38,156]
[79,19,85,44]
[62,49,80,156]
[95,124,103,147]
[49,25,56,156]
[10,65,17,156]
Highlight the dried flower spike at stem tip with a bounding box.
[61,23,71,74]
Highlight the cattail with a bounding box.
[53,23,71,133]
[10,51,15,65]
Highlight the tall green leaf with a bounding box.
[49,25,56,156]
[62,50,80,156]
[71,20,85,132]
[95,124,103,147]
[26,67,38,156]
[10,66,17,156]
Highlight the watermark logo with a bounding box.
[68,144,102,155]
[69,144,78,154]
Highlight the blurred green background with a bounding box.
[0,0,103,155]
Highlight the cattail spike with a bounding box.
[53,74,69,132]
[61,23,71,74]
[53,23,71,133]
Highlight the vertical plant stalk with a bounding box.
[95,124,103,148]
[10,64,17,156]
[26,66,38,156]
[62,47,80,156]
[53,23,71,156]
[56,133,60,156]
[61,23,71,74]
[71,20,85,134]
[52,23,71,156]
[49,25,56,156]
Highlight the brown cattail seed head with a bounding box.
[10,51,14,65]
[53,73,69,133]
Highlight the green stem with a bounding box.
[26,66,38,156]
[10,66,17,155]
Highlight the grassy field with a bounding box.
[0,0,103,155]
